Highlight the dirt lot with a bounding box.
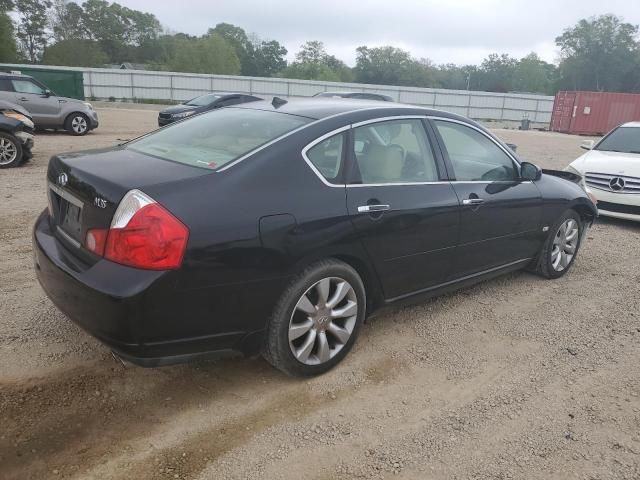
[1,108,639,480]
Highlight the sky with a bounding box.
[120,0,640,66]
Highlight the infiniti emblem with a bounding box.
[609,177,625,191]
[57,172,68,187]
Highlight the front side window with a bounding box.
[434,120,517,181]
[11,80,45,95]
[306,132,345,183]
[595,126,640,154]
[352,119,438,184]
[184,94,221,107]
[128,108,310,170]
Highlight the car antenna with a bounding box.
[272,97,287,108]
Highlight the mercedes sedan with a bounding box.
[33,99,596,376]
[566,122,640,222]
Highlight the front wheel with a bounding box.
[534,210,583,279]
[0,132,23,168]
[65,113,90,136]
[263,260,366,377]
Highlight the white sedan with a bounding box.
[566,122,640,222]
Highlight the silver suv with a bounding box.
[0,73,98,135]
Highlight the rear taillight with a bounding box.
[85,190,189,270]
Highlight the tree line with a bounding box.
[1,0,640,95]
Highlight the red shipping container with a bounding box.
[550,91,640,135]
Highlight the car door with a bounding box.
[345,117,460,300]
[10,78,61,126]
[431,118,542,278]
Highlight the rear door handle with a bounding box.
[357,204,390,213]
[462,198,485,205]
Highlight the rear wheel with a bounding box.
[65,113,90,136]
[534,210,583,279]
[263,260,366,377]
[0,132,23,168]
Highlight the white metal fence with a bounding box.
[3,64,555,125]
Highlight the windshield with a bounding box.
[595,126,640,154]
[127,108,311,170]
[185,94,221,107]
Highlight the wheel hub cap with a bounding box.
[288,277,358,366]
[551,219,579,272]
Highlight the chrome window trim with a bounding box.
[428,116,522,175]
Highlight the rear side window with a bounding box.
[434,121,517,181]
[11,79,45,95]
[128,108,310,170]
[306,132,345,183]
[352,119,438,184]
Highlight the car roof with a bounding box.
[234,97,467,122]
[620,121,640,128]
[0,72,31,79]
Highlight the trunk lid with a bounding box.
[47,147,210,256]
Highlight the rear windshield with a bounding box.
[127,108,311,170]
[595,126,640,154]
[185,94,220,106]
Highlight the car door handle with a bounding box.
[462,198,485,205]
[19,97,28,102]
[357,204,390,213]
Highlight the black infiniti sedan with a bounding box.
[157,92,261,126]
[34,98,596,376]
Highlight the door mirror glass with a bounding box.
[580,140,595,150]
[520,161,541,181]
[43,89,52,97]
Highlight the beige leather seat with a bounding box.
[360,144,404,183]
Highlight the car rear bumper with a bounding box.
[32,210,281,365]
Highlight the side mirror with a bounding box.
[580,140,594,150]
[520,161,542,181]
[43,89,52,97]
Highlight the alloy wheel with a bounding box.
[288,277,358,365]
[0,137,18,165]
[71,116,88,134]
[551,218,579,272]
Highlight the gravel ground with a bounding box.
[1,108,639,480]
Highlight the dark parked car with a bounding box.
[313,91,394,102]
[33,99,596,376]
[158,92,262,126]
[0,100,34,168]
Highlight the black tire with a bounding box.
[65,112,90,136]
[262,259,366,377]
[0,132,23,169]
[533,210,583,279]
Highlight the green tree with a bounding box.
[14,0,52,62]
[477,53,517,92]
[512,53,557,94]
[208,23,256,75]
[42,39,108,66]
[556,14,640,92]
[0,14,18,62]
[282,41,352,81]
[49,0,86,41]
[252,39,287,77]
[354,46,436,87]
[166,34,240,75]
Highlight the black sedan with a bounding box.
[157,92,262,126]
[33,98,596,376]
